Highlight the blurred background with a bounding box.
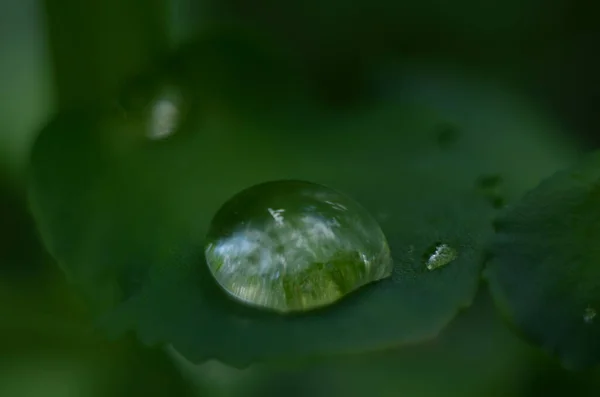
[1,0,600,396]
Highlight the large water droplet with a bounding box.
[584,307,596,324]
[425,243,458,271]
[204,180,393,313]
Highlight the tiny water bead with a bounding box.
[425,243,458,271]
[204,180,393,313]
[147,88,183,140]
[149,99,179,140]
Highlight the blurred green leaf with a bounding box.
[45,0,169,108]
[28,51,579,366]
[485,151,600,370]
[0,186,194,397]
[1,278,195,397]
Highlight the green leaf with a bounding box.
[233,290,541,397]
[485,151,600,370]
[44,0,169,108]
[28,56,579,366]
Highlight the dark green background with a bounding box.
[2,0,600,396]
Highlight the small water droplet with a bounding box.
[148,91,182,140]
[584,307,596,324]
[424,243,458,271]
[204,180,393,313]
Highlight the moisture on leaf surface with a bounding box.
[27,53,580,366]
[485,151,600,370]
[205,180,393,313]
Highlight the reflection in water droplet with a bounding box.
[425,243,458,271]
[148,94,180,140]
[584,307,596,324]
[205,180,393,313]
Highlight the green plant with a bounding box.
[27,28,600,373]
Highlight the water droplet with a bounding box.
[584,307,596,324]
[204,180,393,313]
[424,243,458,271]
[148,91,182,140]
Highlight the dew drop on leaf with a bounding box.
[204,180,393,313]
[584,307,596,324]
[148,90,182,140]
[425,243,458,271]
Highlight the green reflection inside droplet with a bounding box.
[204,180,393,313]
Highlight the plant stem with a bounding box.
[43,0,170,109]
